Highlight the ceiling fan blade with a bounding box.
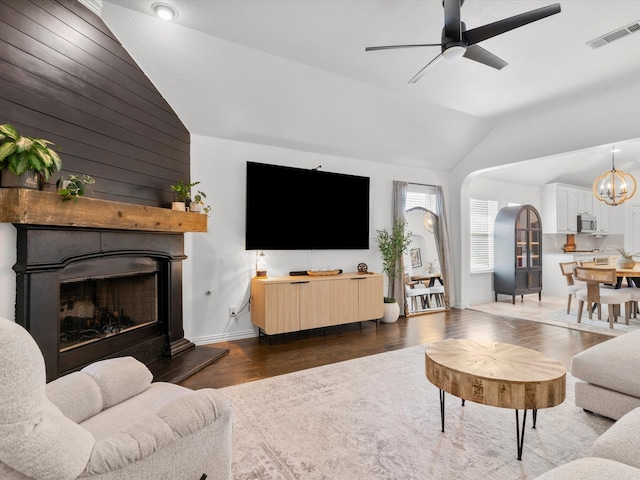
[442,0,462,41]
[365,43,441,52]
[464,3,561,46]
[408,54,443,84]
[463,45,508,70]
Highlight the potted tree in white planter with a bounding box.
[375,220,412,323]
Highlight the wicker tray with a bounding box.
[307,269,341,276]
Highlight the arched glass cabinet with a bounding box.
[493,205,543,304]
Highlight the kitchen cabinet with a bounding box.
[543,183,608,234]
[251,273,384,335]
[494,205,542,303]
[577,188,593,215]
[591,200,610,234]
[543,183,576,233]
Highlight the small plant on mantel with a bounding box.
[56,174,95,202]
[170,180,199,211]
[190,190,211,215]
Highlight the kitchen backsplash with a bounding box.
[543,233,624,253]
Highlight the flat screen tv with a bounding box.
[246,162,370,250]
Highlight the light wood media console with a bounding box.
[251,272,384,335]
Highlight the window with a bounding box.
[470,198,499,273]
[406,189,437,212]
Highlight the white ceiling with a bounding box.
[102,0,640,187]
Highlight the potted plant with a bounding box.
[606,245,640,269]
[189,189,211,214]
[170,180,199,211]
[0,123,62,189]
[375,220,412,323]
[56,174,95,202]
[425,258,440,274]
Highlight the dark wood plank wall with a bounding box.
[0,0,190,207]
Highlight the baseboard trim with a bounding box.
[191,328,257,345]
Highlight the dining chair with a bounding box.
[405,276,430,312]
[559,262,586,314]
[425,285,445,308]
[574,266,634,328]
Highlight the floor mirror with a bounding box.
[403,207,446,315]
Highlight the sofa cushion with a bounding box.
[46,371,103,423]
[571,329,640,398]
[81,356,153,409]
[533,457,640,479]
[83,388,233,475]
[592,406,640,469]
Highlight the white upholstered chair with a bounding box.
[559,261,586,314]
[574,266,633,329]
[0,317,233,480]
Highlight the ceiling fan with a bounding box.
[365,0,561,83]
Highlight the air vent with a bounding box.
[587,20,640,49]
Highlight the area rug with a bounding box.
[467,297,640,337]
[544,309,640,334]
[220,345,613,479]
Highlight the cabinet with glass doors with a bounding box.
[494,205,542,304]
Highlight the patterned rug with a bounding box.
[220,345,613,479]
[468,296,640,337]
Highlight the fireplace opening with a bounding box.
[56,254,163,360]
[59,272,158,352]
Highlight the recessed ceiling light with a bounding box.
[152,2,177,21]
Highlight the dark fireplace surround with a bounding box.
[14,225,194,382]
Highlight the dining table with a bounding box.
[410,272,443,288]
[581,263,640,288]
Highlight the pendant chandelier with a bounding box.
[592,146,637,206]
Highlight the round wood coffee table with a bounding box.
[425,338,566,460]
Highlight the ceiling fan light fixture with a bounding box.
[152,2,177,21]
[442,44,466,60]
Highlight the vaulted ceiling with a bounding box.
[101,0,640,185]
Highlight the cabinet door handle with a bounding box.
[292,281,310,284]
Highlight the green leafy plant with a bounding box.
[56,174,95,202]
[0,123,62,181]
[190,189,212,215]
[170,180,199,202]
[192,190,206,203]
[375,220,412,302]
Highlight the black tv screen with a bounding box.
[246,162,370,250]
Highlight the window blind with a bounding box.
[470,198,499,273]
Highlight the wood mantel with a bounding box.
[0,189,207,233]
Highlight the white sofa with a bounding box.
[535,330,640,479]
[0,317,233,480]
[571,328,640,420]
[534,407,640,479]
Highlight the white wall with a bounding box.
[182,135,447,343]
[0,224,16,321]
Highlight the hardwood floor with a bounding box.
[179,307,612,390]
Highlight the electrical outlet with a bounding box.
[229,306,238,318]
